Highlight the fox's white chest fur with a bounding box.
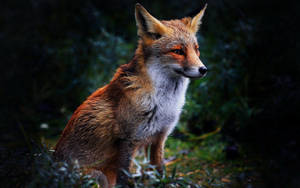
[137,61,189,138]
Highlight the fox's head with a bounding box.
[135,3,207,78]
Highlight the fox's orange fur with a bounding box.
[54,3,207,188]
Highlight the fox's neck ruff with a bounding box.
[133,57,190,137]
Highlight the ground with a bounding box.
[43,131,265,188]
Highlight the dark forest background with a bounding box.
[0,0,299,187]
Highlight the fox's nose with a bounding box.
[199,66,207,75]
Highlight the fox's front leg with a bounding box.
[116,140,137,187]
[149,133,168,174]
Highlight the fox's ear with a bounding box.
[135,3,169,39]
[190,4,207,33]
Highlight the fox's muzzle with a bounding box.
[174,65,207,78]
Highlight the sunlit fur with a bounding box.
[54,3,207,188]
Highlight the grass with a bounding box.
[164,134,264,188]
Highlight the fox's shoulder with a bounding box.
[111,57,153,93]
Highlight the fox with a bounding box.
[54,3,207,188]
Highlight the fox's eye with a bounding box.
[171,49,184,55]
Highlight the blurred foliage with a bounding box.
[28,147,98,188]
[0,0,299,187]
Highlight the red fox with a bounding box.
[54,3,207,187]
